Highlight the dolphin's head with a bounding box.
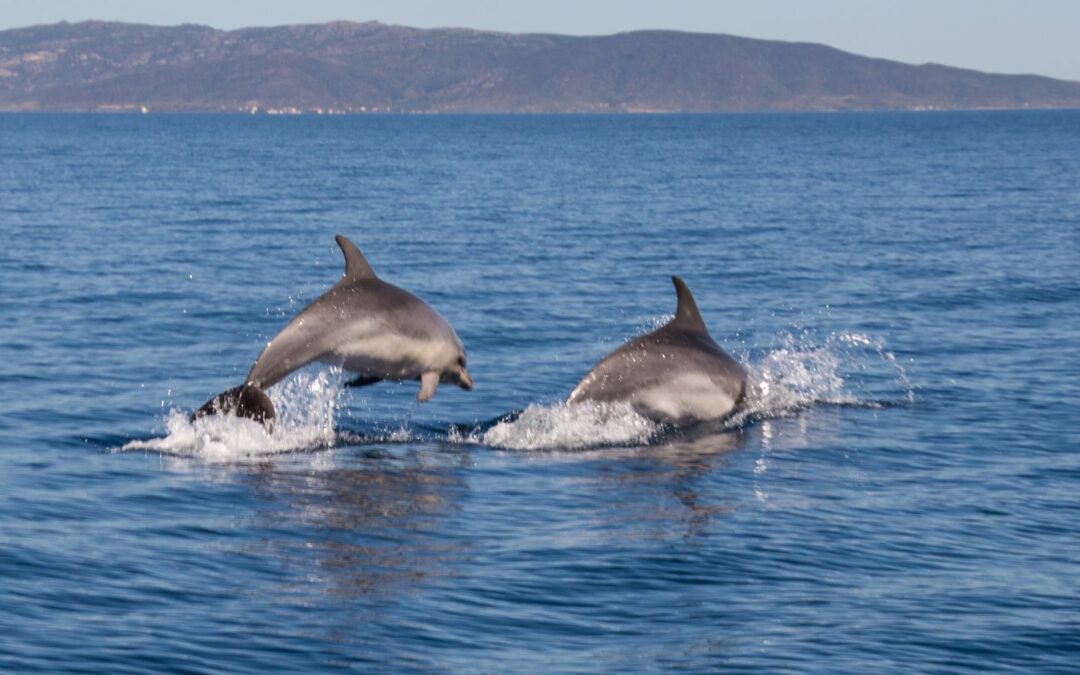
[440,350,474,391]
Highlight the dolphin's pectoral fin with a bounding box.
[417,371,439,402]
[345,375,382,388]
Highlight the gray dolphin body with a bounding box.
[197,235,472,426]
[567,277,747,425]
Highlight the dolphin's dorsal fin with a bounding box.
[670,276,709,333]
[335,235,377,281]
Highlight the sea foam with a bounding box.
[121,368,345,463]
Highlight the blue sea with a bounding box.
[1,112,1077,672]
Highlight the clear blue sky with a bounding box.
[5,0,1079,81]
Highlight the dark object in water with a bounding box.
[193,384,276,429]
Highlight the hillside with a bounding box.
[2,20,1079,112]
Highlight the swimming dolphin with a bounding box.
[196,235,473,426]
[566,276,747,425]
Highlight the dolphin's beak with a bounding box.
[458,369,474,391]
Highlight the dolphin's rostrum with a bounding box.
[197,235,473,426]
[567,276,747,425]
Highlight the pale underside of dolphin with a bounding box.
[196,235,472,425]
[567,276,747,425]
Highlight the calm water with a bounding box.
[1,112,1078,672]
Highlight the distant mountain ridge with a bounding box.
[2,20,1080,113]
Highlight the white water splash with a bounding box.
[121,368,345,463]
[482,401,661,451]
[728,329,913,427]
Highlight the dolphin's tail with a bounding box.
[193,383,276,429]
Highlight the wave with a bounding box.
[481,401,662,451]
[120,368,344,463]
[119,329,913,459]
[481,329,914,451]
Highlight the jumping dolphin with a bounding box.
[197,235,473,426]
[566,277,747,425]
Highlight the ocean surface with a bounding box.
[1,112,1077,673]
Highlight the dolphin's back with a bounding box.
[567,277,747,424]
[244,284,346,389]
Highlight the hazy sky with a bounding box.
[5,0,1079,81]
